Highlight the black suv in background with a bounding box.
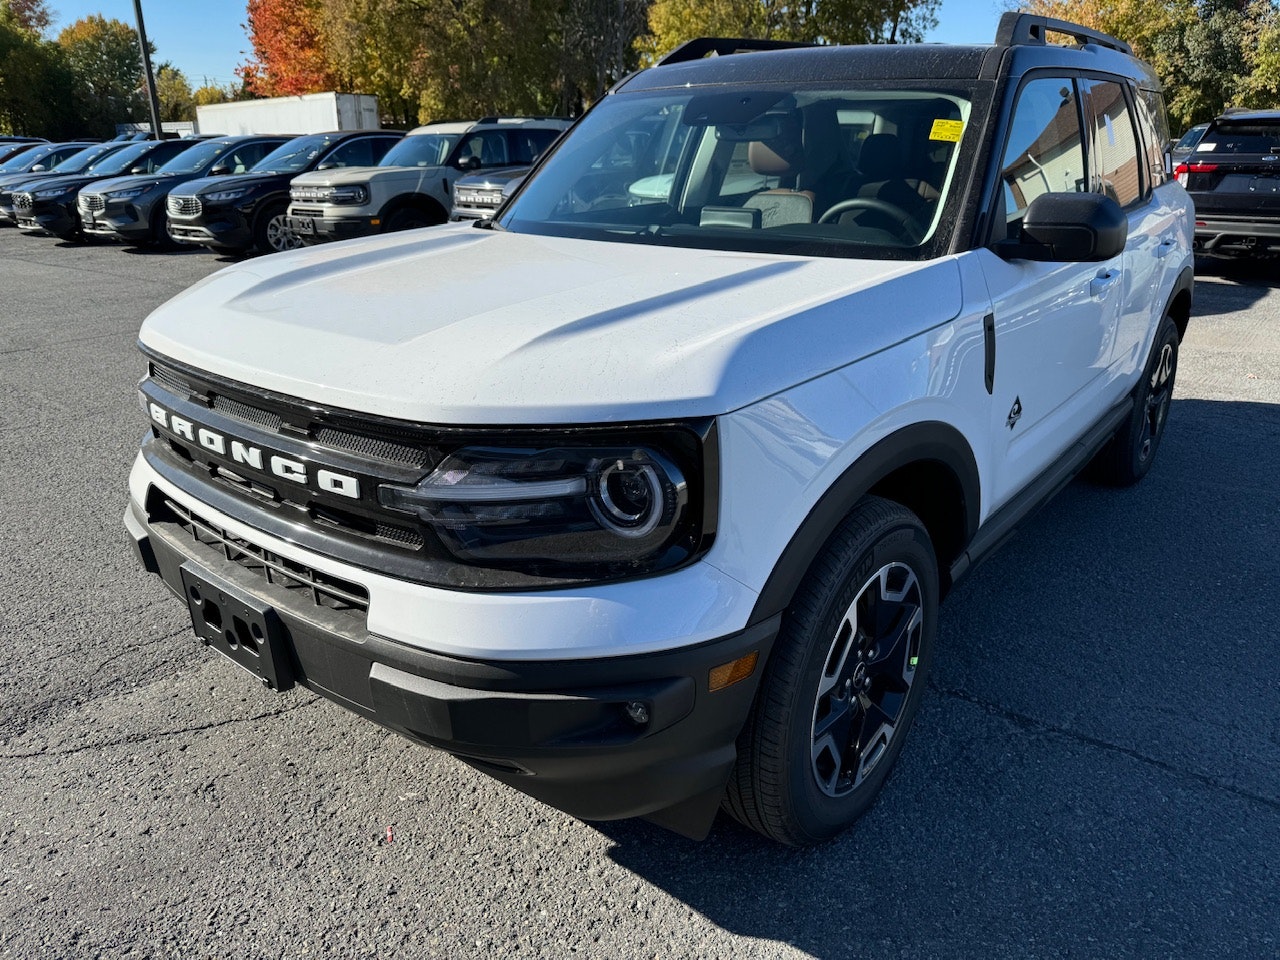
[13,138,199,240]
[80,136,290,246]
[1178,109,1280,259]
[166,130,402,255]
[0,141,103,222]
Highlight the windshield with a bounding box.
[89,140,157,175]
[251,134,341,174]
[51,142,126,174]
[379,133,459,168]
[500,85,973,260]
[158,139,232,174]
[0,144,48,172]
[1198,119,1280,155]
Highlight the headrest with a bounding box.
[748,114,805,176]
[857,133,903,182]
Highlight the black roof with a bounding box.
[621,14,1158,93]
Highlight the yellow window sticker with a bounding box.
[929,119,964,143]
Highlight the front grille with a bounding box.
[314,427,432,468]
[290,206,325,217]
[12,193,33,211]
[150,363,191,398]
[151,491,370,620]
[211,393,285,431]
[168,195,201,217]
[81,194,106,213]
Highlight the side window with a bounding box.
[458,132,509,168]
[1083,79,1143,206]
[151,142,189,169]
[321,137,377,168]
[234,142,271,172]
[998,77,1086,239]
[1135,88,1171,187]
[512,129,560,164]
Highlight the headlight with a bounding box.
[34,185,73,199]
[326,185,368,205]
[203,188,249,203]
[106,185,151,200]
[375,426,716,586]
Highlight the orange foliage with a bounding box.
[238,0,336,96]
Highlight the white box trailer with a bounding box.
[196,92,380,136]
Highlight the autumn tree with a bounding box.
[641,0,939,61]
[318,0,430,126]
[1023,0,1280,128]
[57,14,146,136]
[2,0,52,35]
[239,0,337,96]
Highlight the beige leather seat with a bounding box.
[743,115,814,228]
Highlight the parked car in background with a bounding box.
[80,135,290,246]
[0,140,127,225]
[285,117,570,243]
[449,166,529,220]
[13,138,198,240]
[1169,123,1208,163]
[166,130,402,255]
[1178,109,1280,259]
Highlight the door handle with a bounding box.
[1089,269,1120,300]
[1156,237,1177,259]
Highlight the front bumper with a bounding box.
[16,199,78,238]
[81,197,153,240]
[284,207,379,244]
[124,459,773,837]
[168,204,251,250]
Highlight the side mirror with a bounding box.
[316,161,336,171]
[130,164,148,175]
[209,163,231,176]
[458,155,481,172]
[30,164,45,172]
[995,192,1127,262]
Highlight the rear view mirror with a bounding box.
[715,116,786,143]
[995,192,1127,262]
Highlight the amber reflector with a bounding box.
[708,651,759,692]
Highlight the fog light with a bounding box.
[624,701,650,725]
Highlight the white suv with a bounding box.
[125,16,1192,846]
[284,116,570,242]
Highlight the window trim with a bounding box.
[1080,77,1147,210]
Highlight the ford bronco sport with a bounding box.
[125,15,1193,845]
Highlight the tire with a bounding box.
[253,202,302,254]
[383,206,438,233]
[724,496,939,845]
[1091,314,1179,486]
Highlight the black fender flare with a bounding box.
[747,421,981,626]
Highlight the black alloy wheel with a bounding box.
[725,495,938,845]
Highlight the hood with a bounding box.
[289,165,389,188]
[139,225,962,425]
[0,170,61,191]
[85,172,175,195]
[174,172,283,197]
[13,173,95,194]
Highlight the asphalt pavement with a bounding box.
[1,229,1277,959]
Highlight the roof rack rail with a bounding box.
[474,116,570,124]
[995,13,1132,56]
[656,37,816,67]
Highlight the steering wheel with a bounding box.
[817,197,921,242]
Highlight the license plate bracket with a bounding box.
[284,216,315,235]
[180,562,294,691]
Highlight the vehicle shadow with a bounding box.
[592,398,1280,959]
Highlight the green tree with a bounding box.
[0,8,80,135]
[57,14,145,136]
[319,0,430,127]
[155,62,194,122]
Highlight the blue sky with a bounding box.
[47,0,1009,92]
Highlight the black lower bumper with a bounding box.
[16,200,78,238]
[1193,216,1280,256]
[286,212,378,244]
[126,493,775,838]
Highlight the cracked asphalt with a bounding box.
[1,229,1278,959]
